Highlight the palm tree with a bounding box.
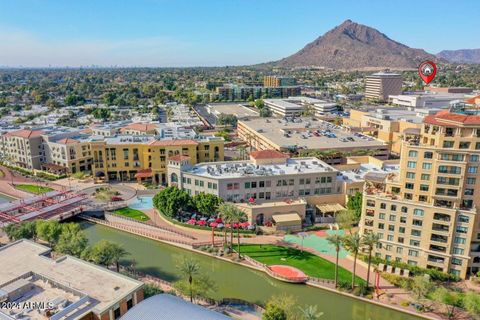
[230,207,247,259]
[110,243,128,272]
[219,203,233,246]
[326,234,343,288]
[343,233,362,289]
[177,257,200,302]
[299,305,324,320]
[362,232,381,288]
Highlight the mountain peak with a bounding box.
[274,20,438,70]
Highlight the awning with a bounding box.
[364,172,388,183]
[272,213,302,226]
[135,168,153,178]
[315,203,345,213]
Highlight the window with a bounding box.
[387,235,394,241]
[410,239,420,247]
[424,151,433,159]
[408,260,418,266]
[390,205,397,211]
[458,215,470,223]
[420,185,429,191]
[413,209,424,217]
[451,258,462,266]
[245,182,251,189]
[389,215,396,221]
[421,174,430,181]
[422,163,432,170]
[476,142,480,150]
[400,217,407,224]
[412,219,423,226]
[466,177,476,185]
[379,213,385,219]
[459,141,470,149]
[380,203,386,209]
[251,181,257,188]
[464,189,474,196]
[452,247,464,255]
[411,229,421,237]
[408,150,418,157]
[470,155,479,162]
[454,237,466,244]
[401,206,408,213]
[408,250,419,257]
[378,223,384,230]
[398,237,404,243]
[399,227,405,234]
[443,141,454,148]
[468,166,478,174]
[406,172,416,179]
[405,183,414,189]
[396,247,403,254]
[127,298,133,310]
[114,307,121,319]
[456,226,468,234]
[407,161,416,168]
[388,225,395,232]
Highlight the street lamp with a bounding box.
[298,232,308,254]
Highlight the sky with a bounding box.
[0,0,479,67]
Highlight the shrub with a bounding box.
[381,273,413,290]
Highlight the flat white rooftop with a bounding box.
[184,157,337,179]
[0,240,142,315]
[338,162,399,183]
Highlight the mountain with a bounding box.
[437,49,480,64]
[273,20,439,70]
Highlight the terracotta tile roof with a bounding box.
[56,138,79,144]
[134,168,153,178]
[167,155,191,161]
[149,139,198,146]
[120,123,158,132]
[249,149,289,159]
[4,129,44,138]
[424,110,480,126]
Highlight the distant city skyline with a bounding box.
[0,0,479,67]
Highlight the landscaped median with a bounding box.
[240,244,364,284]
[15,184,54,194]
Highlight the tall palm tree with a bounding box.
[177,257,200,302]
[219,203,233,246]
[362,232,381,288]
[230,207,247,259]
[343,233,362,289]
[326,234,343,288]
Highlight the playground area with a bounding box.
[283,228,349,258]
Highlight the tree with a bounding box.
[176,256,200,302]
[432,287,463,320]
[153,186,190,218]
[410,275,434,302]
[229,206,247,258]
[192,193,223,216]
[3,221,37,241]
[326,234,343,288]
[217,113,238,127]
[361,232,381,288]
[92,108,111,120]
[335,210,356,234]
[263,303,287,320]
[299,305,323,320]
[55,223,88,257]
[36,220,62,247]
[143,283,163,298]
[265,295,297,320]
[464,291,480,319]
[346,192,363,222]
[343,233,362,289]
[219,203,235,246]
[88,240,128,271]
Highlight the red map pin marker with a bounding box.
[418,61,437,84]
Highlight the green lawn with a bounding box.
[113,207,150,222]
[15,184,54,194]
[240,244,364,284]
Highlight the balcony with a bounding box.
[429,245,447,253]
[428,255,445,264]
[432,223,450,233]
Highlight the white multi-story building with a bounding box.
[365,72,403,102]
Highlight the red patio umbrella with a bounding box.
[197,220,206,226]
[225,223,231,228]
[187,219,196,225]
[215,218,222,223]
[209,222,218,228]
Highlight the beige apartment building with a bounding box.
[359,110,480,278]
[365,72,403,102]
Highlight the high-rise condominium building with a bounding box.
[365,72,403,102]
[359,110,480,278]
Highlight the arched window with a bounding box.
[170,173,178,183]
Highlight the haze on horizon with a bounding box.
[0,0,479,68]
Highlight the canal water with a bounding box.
[82,222,421,320]
[0,193,14,204]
